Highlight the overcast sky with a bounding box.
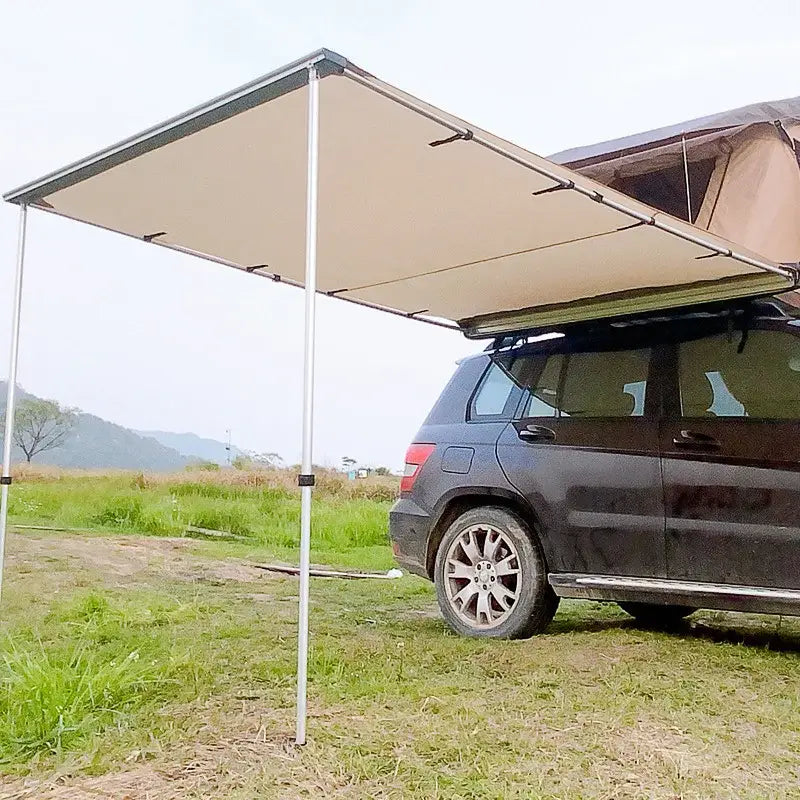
[1,0,798,469]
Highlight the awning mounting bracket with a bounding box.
[695,250,730,260]
[429,130,473,147]
[531,181,573,197]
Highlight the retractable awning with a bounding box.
[2,49,798,747]
[4,49,795,337]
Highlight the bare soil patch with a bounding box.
[6,534,271,587]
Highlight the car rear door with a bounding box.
[495,333,667,578]
[660,318,800,589]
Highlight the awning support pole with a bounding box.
[0,204,28,603]
[295,64,320,746]
[681,133,692,222]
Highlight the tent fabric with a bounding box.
[550,95,800,169]
[564,129,736,184]
[698,123,800,264]
[556,105,800,269]
[3,49,795,337]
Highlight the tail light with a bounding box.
[400,443,435,493]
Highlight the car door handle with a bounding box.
[518,424,556,443]
[672,430,720,449]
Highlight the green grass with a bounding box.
[3,539,800,798]
[0,590,213,768]
[8,473,393,567]
[3,472,800,797]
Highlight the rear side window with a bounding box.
[471,346,651,421]
[470,354,548,421]
[678,329,800,419]
[521,354,562,417]
[523,348,651,418]
[472,362,516,417]
[560,349,650,417]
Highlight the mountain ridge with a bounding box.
[0,383,213,470]
[137,430,245,465]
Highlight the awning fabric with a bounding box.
[4,49,796,337]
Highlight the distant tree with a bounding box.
[187,459,221,472]
[250,451,283,468]
[341,456,356,472]
[5,399,77,462]
[232,451,284,470]
[373,466,391,476]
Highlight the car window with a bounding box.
[472,362,517,417]
[522,347,651,418]
[471,354,550,420]
[679,328,800,419]
[522,354,562,417]
[560,349,650,418]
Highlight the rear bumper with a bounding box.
[389,497,433,579]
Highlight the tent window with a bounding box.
[614,158,716,223]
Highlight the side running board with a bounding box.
[549,573,800,616]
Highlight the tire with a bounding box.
[434,506,558,639]
[619,602,696,626]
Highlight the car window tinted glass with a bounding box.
[472,354,553,420]
[523,354,562,417]
[519,347,650,418]
[560,349,650,418]
[472,362,516,417]
[679,329,800,419]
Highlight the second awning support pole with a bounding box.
[0,204,28,603]
[295,63,320,746]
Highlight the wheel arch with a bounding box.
[425,488,546,580]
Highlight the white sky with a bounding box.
[1,0,798,469]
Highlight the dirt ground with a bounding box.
[1,534,301,800]
[6,533,266,586]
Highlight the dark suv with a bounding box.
[389,297,800,638]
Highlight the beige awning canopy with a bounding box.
[4,49,796,337]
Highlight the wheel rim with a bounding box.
[443,523,522,629]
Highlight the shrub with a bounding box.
[93,495,145,528]
[186,505,253,537]
[186,460,221,472]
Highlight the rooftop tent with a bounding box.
[551,96,800,269]
[1,49,797,745]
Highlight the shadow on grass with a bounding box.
[683,619,800,653]
[385,591,800,652]
[547,614,630,635]
[550,606,800,653]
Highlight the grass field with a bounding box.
[2,469,800,799]
[5,466,397,570]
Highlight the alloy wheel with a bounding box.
[443,523,521,629]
